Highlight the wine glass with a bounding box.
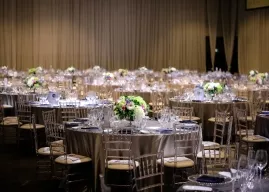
[229,160,238,192]
[238,155,248,192]
[255,150,268,180]
[248,149,256,168]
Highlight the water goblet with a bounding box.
[255,150,268,180]
[229,160,238,192]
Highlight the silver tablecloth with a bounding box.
[66,120,201,190]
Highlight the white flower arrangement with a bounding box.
[139,66,148,71]
[118,69,128,77]
[203,82,223,96]
[25,76,42,89]
[93,65,101,70]
[114,96,148,121]
[66,66,76,73]
[1,66,7,70]
[248,70,268,85]
[103,72,114,81]
[162,67,177,74]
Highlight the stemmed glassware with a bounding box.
[255,150,268,180]
[229,160,238,192]
[247,150,256,189]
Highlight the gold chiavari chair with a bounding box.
[102,126,137,191]
[17,102,45,148]
[133,152,164,192]
[202,111,233,149]
[235,107,269,156]
[201,145,232,175]
[59,105,77,124]
[32,114,64,178]
[150,92,167,118]
[160,123,201,188]
[171,106,200,122]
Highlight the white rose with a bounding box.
[134,106,145,120]
[208,84,214,90]
[265,72,268,78]
[126,102,135,110]
[249,70,255,76]
[169,67,176,72]
[93,65,100,70]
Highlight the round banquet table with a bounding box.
[66,120,201,190]
[169,99,248,139]
[0,93,36,107]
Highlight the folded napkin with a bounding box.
[58,155,82,163]
[183,185,212,191]
[218,171,231,178]
[164,157,190,163]
[202,141,218,147]
[80,127,99,130]
[196,175,225,183]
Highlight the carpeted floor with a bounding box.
[0,144,64,192]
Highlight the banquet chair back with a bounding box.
[212,111,229,145]
[171,106,193,120]
[42,109,64,144]
[17,94,36,103]
[151,92,166,115]
[17,102,32,124]
[201,145,232,175]
[172,123,201,185]
[235,108,250,138]
[133,152,164,192]
[102,128,134,189]
[76,107,90,118]
[59,107,77,123]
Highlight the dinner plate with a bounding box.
[145,126,161,131]
[188,174,232,187]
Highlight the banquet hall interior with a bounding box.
[1,0,269,191]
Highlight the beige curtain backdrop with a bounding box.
[0,0,206,71]
[238,0,269,74]
[221,0,237,71]
[206,0,219,69]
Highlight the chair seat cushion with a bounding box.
[1,116,21,125]
[208,117,230,123]
[55,154,91,165]
[242,135,269,143]
[197,150,226,159]
[158,157,194,168]
[51,140,64,146]
[3,104,13,109]
[202,141,220,149]
[181,116,200,121]
[236,129,254,136]
[37,146,65,156]
[20,123,45,129]
[107,160,139,170]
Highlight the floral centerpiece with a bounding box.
[1,66,7,70]
[139,66,148,71]
[66,66,76,73]
[118,69,128,77]
[25,76,42,90]
[114,96,148,121]
[93,65,101,70]
[248,70,268,85]
[28,68,37,75]
[162,67,177,74]
[203,82,223,96]
[103,72,114,81]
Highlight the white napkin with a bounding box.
[183,185,212,191]
[202,141,217,147]
[164,157,190,163]
[58,155,81,163]
[42,147,50,152]
[108,160,131,165]
[218,171,231,178]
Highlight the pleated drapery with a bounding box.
[0,0,206,71]
[206,0,219,69]
[238,0,269,74]
[221,0,237,71]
